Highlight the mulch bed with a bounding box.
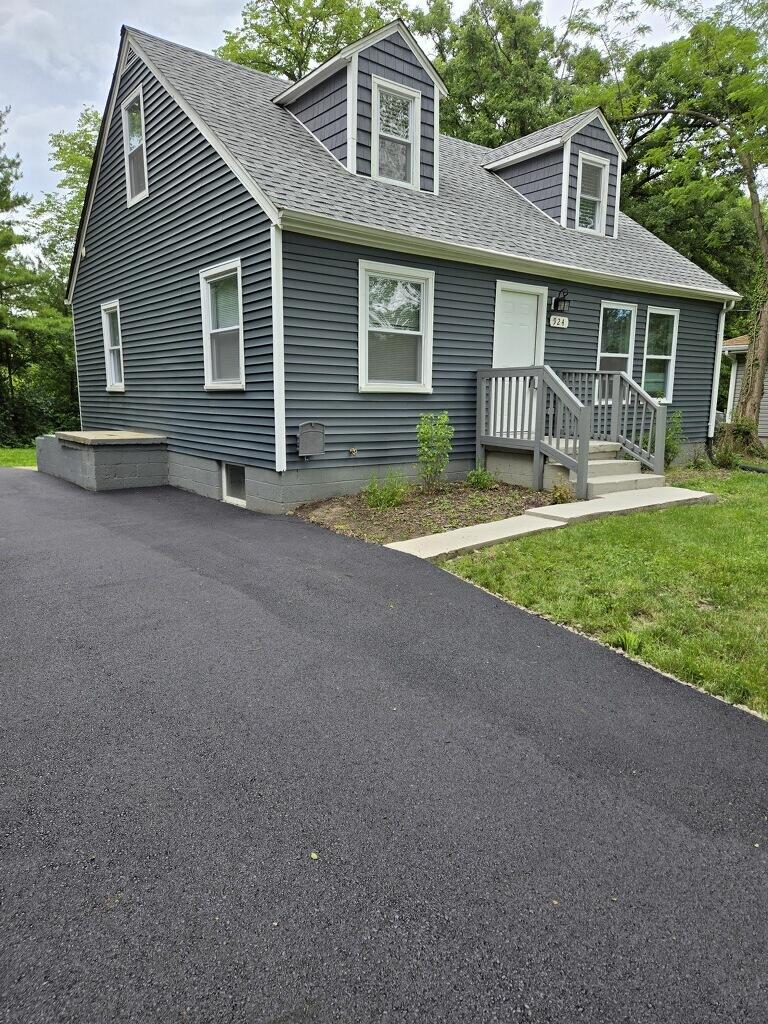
[291,480,560,545]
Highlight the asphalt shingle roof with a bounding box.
[480,109,596,166]
[127,28,737,300]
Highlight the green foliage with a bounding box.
[217,0,409,80]
[362,468,410,507]
[550,482,574,504]
[689,447,709,470]
[0,446,36,467]
[664,410,685,468]
[416,411,454,489]
[466,466,497,489]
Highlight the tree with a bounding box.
[216,0,410,81]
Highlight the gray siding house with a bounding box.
[724,337,768,439]
[54,20,738,511]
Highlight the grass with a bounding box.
[447,466,768,716]
[293,478,562,545]
[0,447,36,468]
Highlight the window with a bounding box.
[101,301,124,392]
[371,77,420,189]
[199,260,245,390]
[121,86,148,205]
[576,153,609,234]
[222,463,246,506]
[643,307,679,401]
[597,301,637,376]
[358,261,434,393]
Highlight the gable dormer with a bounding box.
[275,20,447,194]
[483,109,626,238]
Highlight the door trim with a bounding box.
[493,280,549,367]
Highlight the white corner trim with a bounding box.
[433,93,440,195]
[346,54,358,173]
[493,280,548,366]
[358,259,435,393]
[574,152,610,236]
[121,84,149,207]
[613,157,623,238]
[597,300,639,376]
[199,258,246,391]
[271,225,287,473]
[560,138,571,227]
[128,35,281,225]
[370,76,421,191]
[708,299,736,437]
[641,305,679,402]
[725,355,738,422]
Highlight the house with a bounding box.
[724,336,768,439]
[38,20,739,510]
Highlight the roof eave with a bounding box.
[483,137,564,171]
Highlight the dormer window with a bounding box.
[121,86,148,206]
[576,153,609,234]
[371,77,420,189]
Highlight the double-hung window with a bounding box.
[597,301,637,376]
[643,307,679,401]
[358,261,434,393]
[101,301,125,392]
[121,86,148,205]
[576,153,609,233]
[371,77,420,189]
[200,260,245,390]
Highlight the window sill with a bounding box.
[359,383,432,394]
[222,495,247,508]
[106,384,125,393]
[126,190,149,208]
[371,173,420,191]
[574,225,605,236]
[204,383,246,392]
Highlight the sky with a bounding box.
[0,0,673,201]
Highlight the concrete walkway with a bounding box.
[387,485,715,559]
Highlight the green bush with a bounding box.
[664,410,685,468]
[711,435,739,469]
[550,483,574,504]
[689,447,709,470]
[416,411,454,490]
[466,466,497,490]
[362,469,410,508]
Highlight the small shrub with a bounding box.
[417,411,454,490]
[689,447,709,470]
[550,483,574,504]
[362,469,410,508]
[664,410,685,468]
[466,466,497,490]
[711,435,739,469]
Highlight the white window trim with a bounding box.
[358,259,434,394]
[199,258,246,391]
[575,152,610,235]
[642,305,679,403]
[597,300,638,378]
[221,463,247,507]
[370,76,421,191]
[121,85,149,207]
[100,300,125,393]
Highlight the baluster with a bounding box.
[501,376,508,438]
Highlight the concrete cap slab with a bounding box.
[54,430,167,446]
[385,513,565,560]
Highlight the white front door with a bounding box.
[491,284,546,439]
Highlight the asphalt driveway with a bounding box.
[1,469,767,1023]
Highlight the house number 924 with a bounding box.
[549,314,569,328]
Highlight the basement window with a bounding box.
[121,86,149,206]
[222,463,246,506]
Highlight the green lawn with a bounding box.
[0,447,37,468]
[447,467,768,716]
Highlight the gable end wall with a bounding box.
[71,55,276,468]
[567,119,620,234]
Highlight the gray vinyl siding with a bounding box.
[567,119,620,235]
[356,33,435,191]
[495,149,564,220]
[731,355,768,437]
[72,55,276,468]
[288,69,347,164]
[282,232,721,469]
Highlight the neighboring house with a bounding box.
[724,336,768,439]
[48,20,738,510]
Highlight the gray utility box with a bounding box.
[297,421,325,458]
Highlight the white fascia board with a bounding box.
[274,21,447,106]
[483,138,564,172]
[280,209,741,304]
[128,34,281,224]
[563,108,628,161]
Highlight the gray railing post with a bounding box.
[610,373,622,441]
[532,371,546,490]
[575,405,591,500]
[653,402,667,475]
[476,371,487,468]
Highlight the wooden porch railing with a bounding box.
[476,366,667,498]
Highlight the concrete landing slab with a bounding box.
[528,486,716,524]
[55,429,167,446]
[386,513,565,559]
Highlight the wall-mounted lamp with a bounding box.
[552,289,570,314]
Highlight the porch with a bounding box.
[476,367,668,500]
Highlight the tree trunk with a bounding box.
[735,154,768,429]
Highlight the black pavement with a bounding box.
[1,469,766,1023]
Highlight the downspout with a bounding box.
[707,299,736,445]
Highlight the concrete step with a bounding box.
[574,458,639,479]
[587,473,665,499]
[587,441,621,460]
